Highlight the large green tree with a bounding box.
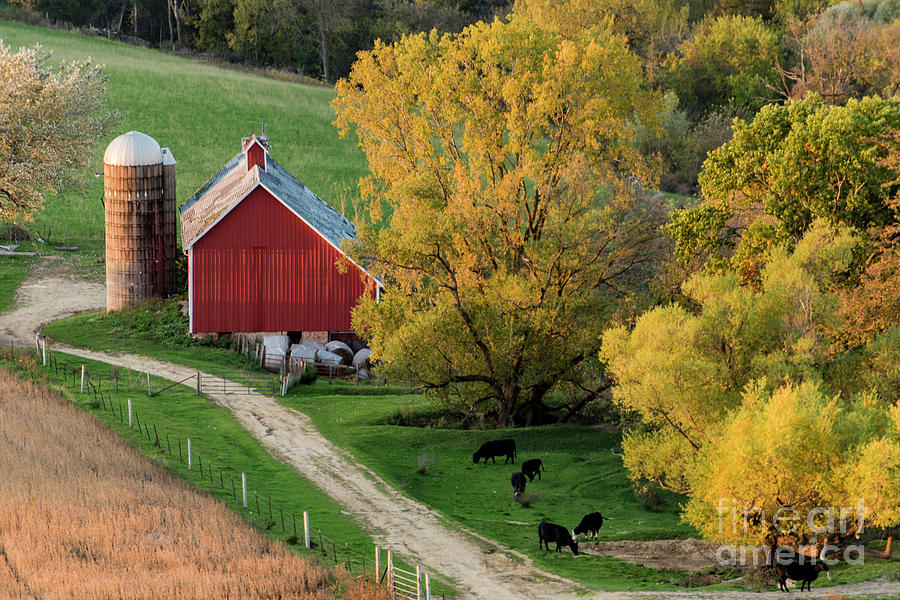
[665,95,900,284]
[663,15,781,117]
[0,42,117,223]
[700,95,899,236]
[333,16,665,427]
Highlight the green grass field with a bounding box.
[0,19,367,248]
[42,301,263,373]
[0,254,37,312]
[280,383,900,591]
[280,385,709,591]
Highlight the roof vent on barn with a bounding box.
[242,135,268,172]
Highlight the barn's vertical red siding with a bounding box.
[190,187,373,333]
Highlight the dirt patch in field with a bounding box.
[581,538,755,572]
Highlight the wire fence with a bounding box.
[27,336,457,600]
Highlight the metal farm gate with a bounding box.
[196,368,277,395]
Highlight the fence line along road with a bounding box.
[32,346,452,599]
[35,341,586,600]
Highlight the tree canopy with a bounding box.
[663,15,780,117]
[333,16,666,427]
[602,223,900,545]
[664,95,900,284]
[0,42,118,223]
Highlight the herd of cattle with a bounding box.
[472,438,611,558]
[472,438,834,592]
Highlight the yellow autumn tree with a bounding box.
[0,42,117,222]
[333,16,664,426]
[513,0,692,79]
[603,223,900,546]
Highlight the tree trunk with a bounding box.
[316,9,330,83]
[884,534,894,558]
[524,384,551,427]
[114,0,127,34]
[166,0,174,48]
[497,385,520,428]
[174,0,184,48]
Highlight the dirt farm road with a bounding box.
[1,259,898,600]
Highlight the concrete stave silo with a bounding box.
[104,131,176,311]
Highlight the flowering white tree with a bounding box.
[0,42,118,222]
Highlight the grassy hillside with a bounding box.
[0,254,36,312]
[281,386,700,591]
[0,20,367,248]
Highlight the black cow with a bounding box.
[774,554,831,592]
[572,511,611,540]
[538,520,579,555]
[511,472,526,498]
[472,439,516,464]
[521,458,543,481]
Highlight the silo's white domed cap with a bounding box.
[104,131,163,166]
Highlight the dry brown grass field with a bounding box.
[0,367,388,600]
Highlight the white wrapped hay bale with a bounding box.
[324,340,353,365]
[262,335,289,372]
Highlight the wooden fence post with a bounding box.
[80,365,86,393]
[425,572,431,600]
[196,372,201,395]
[242,472,247,508]
[147,372,151,396]
[127,398,133,428]
[375,546,381,585]
[187,438,192,470]
[416,565,422,600]
[387,550,393,591]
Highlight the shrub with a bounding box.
[299,363,318,385]
[633,479,667,512]
[742,567,776,591]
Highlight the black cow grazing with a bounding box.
[521,458,543,481]
[572,511,611,540]
[472,439,516,464]
[774,554,831,591]
[511,472,526,498]
[538,520,579,555]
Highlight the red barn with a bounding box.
[180,136,377,337]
